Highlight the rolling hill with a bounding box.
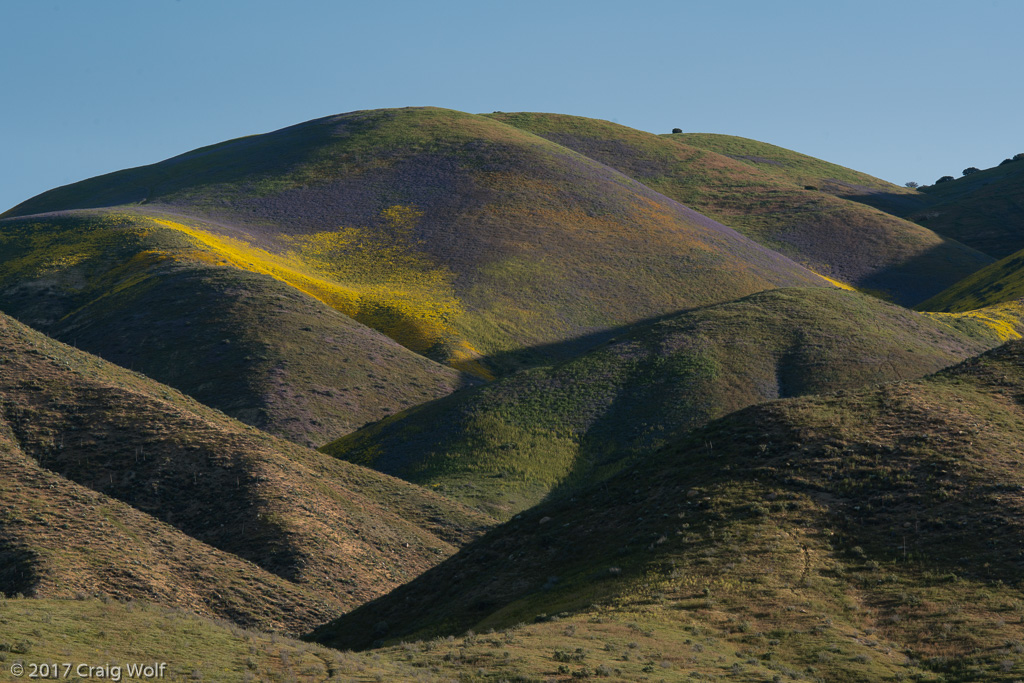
[2,107,835,380]
[4,106,1023,680]
[0,310,492,634]
[486,112,991,306]
[907,158,1024,259]
[312,340,1024,680]
[0,211,474,445]
[323,286,1023,518]
[917,244,1024,314]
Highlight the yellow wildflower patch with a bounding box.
[924,300,1024,342]
[806,268,857,292]
[145,212,472,368]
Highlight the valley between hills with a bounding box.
[2,107,1024,681]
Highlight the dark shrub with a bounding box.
[962,167,980,175]
[905,181,919,188]
[671,128,682,134]
[936,175,955,184]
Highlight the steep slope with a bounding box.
[486,112,990,306]
[2,107,831,376]
[939,171,1024,255]
[0,440,331,634]
[0,212,473,445]
[313,341,1024,680]
[904,159,1024,259]
[0,311,492,634]
[917,244,1024,313]
[324,287,1023,518]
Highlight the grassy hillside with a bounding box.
[313,340,1024,681]
[0,311,492,634]
[675,132,914,195]
[0,439,332,634]
[908,159,1024,259]
[0,597,452,682]
[0,211,473,445]
[2,108,831,377]
[487,113,990,306]
[324,287,1023,518]
[917,244,1024,313]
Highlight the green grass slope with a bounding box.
[908,159,1024,259]
[0,311,492,634]
[324,287,1022,518]
[0,597,448,683]
[486,113,990,306]
[313,341,1024,681]
[675,132,915,196]
[917,244,1024,313]
[0,211,473,445]
[3,107,831,376]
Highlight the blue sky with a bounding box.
[1,0,1021,212]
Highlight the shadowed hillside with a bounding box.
[0,212,473,445]
[917,244,1024,313]
[323,287,1023,518]
[908,158,1024,259]
[313,341,1024,680]
[0,312,492,634]
[486,113,991,306]
[2,108,832,377]
[0,442,332,634]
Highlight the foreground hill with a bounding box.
[2,107,832,377]
[0,597,448,682]
[313,341,1024,680]
[487,112,990,306]
[907,158,1024,259]
[0,211,473,445]
[0,312,492,634]
[324,287,1022,517]
[0,440,331,634]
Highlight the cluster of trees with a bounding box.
[926,153,1024,186]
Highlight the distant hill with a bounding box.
[2,107,833,379]
[323,287,1022,518]
[487,112,991,306]
[0,311,492,634]
[313,340,1024,680]
[907,158,1024,259]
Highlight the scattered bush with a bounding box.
[905,181,919,188]
[672,128,682,134]
[554,647,587,663]
[962,167,980,175]
[936,176,955,184]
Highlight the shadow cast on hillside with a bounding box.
[852,241,993,308]
[471,310,693,377]
[840,190,929,217]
